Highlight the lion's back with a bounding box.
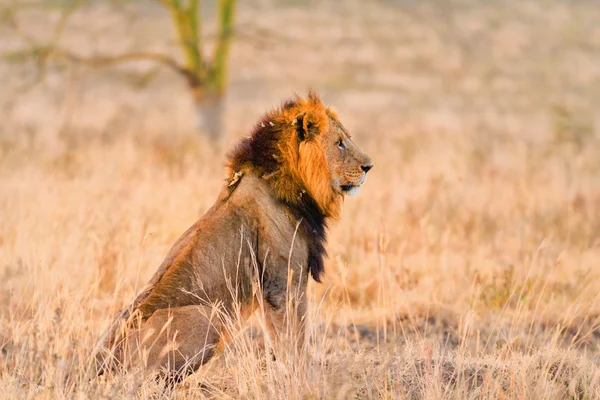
[134,175,286,318]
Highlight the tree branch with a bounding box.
[50,48,197,85]
[210,0,236,94]
[162,0,204,78]
[49,0,83,45]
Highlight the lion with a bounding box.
[93,91,373,385]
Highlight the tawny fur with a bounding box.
[93,91,373,384]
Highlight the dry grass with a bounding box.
[2,0,600,398]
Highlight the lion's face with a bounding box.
[322,118,373,198]
[295,105,373,217]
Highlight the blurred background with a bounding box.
[3,0,598,145]
[1,0,600,397]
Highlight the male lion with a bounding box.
[94,91,373,384]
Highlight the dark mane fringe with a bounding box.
[227,111,282,177]
[226,96,328,282]
[287,195,327,283]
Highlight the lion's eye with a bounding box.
[337,140,345,150]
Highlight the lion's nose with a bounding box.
[361,164,373,173]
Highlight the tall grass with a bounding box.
[2,0,600,398]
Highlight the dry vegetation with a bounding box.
[2,0,600,398]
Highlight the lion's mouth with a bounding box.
[340,176,366,193]
[340,184,361,197]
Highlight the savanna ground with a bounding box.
[1,0,600,398]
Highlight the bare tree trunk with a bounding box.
[5,0,238,141]
[193,88,225,141]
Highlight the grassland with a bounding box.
[1,0,600,398]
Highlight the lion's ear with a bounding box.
[296,112,320,141]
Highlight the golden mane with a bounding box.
[226,91,340,282]
[227,91,341,219]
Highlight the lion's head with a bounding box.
[227,91,373,220]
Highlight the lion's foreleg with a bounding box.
[263,284,307,360]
